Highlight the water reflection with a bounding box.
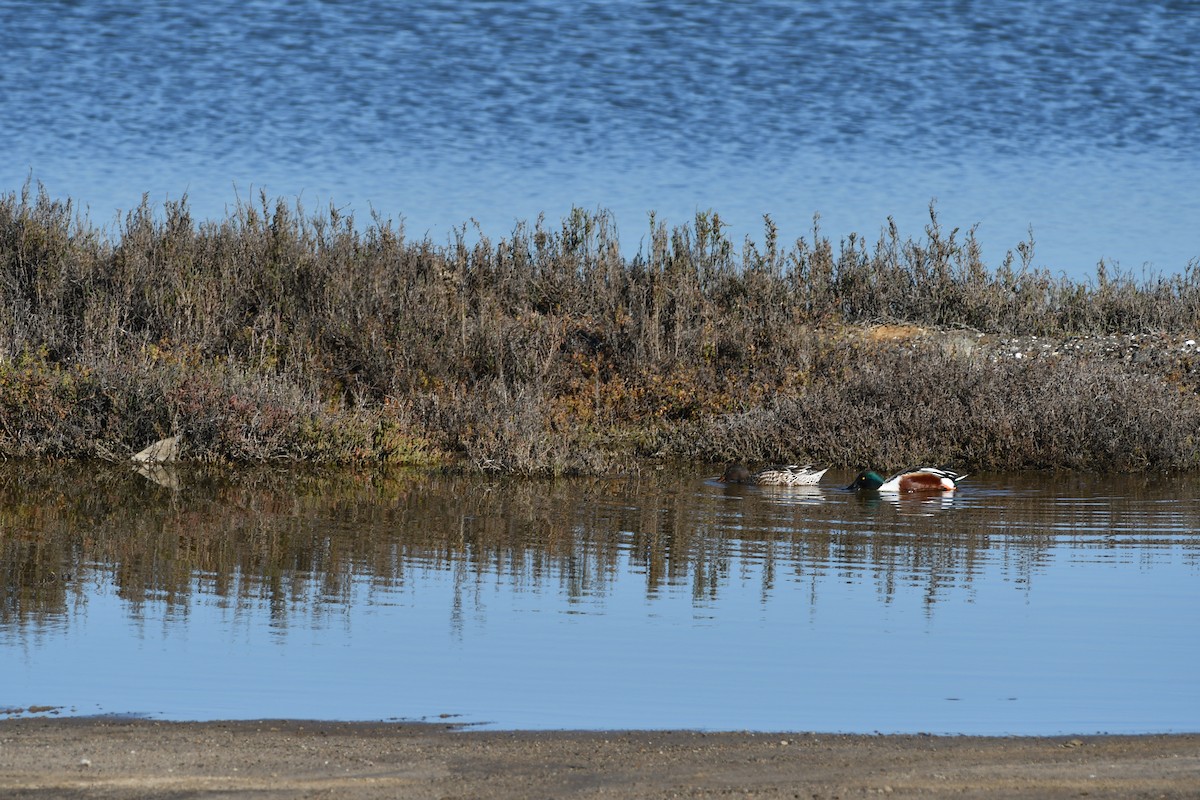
[3,463,1199,630]
[3,464,1199,731]
[132,462,181,490]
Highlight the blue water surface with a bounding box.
[2,0,1198,278]
[2,468,1198,734]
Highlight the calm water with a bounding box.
[2,463,1198,734]
[2,0,1199,278]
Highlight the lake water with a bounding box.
[2,463,1198,734]
[2,0,1198,279]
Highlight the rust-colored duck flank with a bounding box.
[847,467,967,492]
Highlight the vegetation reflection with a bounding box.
[2,465,1198,631]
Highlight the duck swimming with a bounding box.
[847,467,967,493]
[720,463,829,486]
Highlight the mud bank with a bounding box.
[1,718,1197,799]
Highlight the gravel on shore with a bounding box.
[1,718,1197,799]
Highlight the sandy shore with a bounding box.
[0,718,1196,799]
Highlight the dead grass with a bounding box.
[1,181,1198,472]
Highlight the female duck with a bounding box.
[847,467,967,493]
[720,463,828,486]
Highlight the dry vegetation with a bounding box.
[2,182,1199,473]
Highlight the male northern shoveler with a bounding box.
[847,467,967,493]
[720,463,829,486]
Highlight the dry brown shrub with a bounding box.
[1,182,1198,471]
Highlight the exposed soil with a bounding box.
[1,718,1197,799]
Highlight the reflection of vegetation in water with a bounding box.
[2,183,1199,473]
[3,465,1198,630]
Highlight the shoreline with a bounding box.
[2,718,1197,798]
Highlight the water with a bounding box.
[2,0,1198,279]
[2,464,1198,734]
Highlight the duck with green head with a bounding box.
[847,467,967,493]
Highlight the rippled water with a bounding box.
[2,0,1198,277]
[2,464,1197,733]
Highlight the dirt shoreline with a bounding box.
[1,719,1196,799]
